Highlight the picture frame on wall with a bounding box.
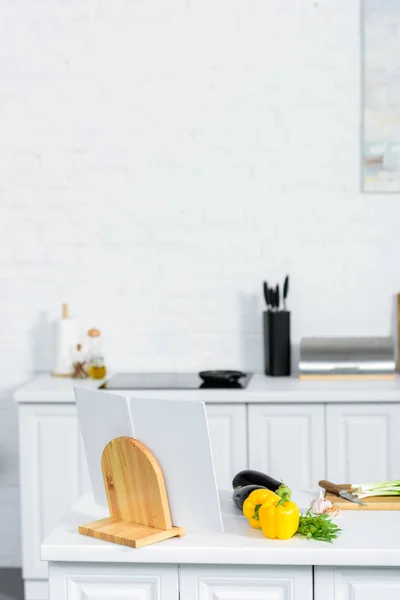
[363,0,400,192]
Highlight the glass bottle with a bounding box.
[87,327,107,380]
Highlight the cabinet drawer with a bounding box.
[315,567,400,600]
[180,564,312,600]
[49,563,179,600]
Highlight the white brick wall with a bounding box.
[0,0,399,566]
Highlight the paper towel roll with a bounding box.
[52,304,80,376]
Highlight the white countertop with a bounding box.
[41,490,400,567]
[14,372,400,403]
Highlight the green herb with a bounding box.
[296,511,342,543]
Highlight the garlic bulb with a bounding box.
[310,490,332,515]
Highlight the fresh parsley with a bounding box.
[296,511,342,543]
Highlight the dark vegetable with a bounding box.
[232,470,292,506]
[232,485,267,510]
[232,470,282,491]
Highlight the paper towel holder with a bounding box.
[51,303,79,377]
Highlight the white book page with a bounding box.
[74,387,132,507]
[128,396,223,533]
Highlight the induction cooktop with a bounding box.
[99,372,252,390]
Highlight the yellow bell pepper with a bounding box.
[258,500,300,540]
[243,489,280,529]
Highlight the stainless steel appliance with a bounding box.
[299,336,395,378]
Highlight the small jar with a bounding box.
[87,327,107,380]
[71,343,89,379]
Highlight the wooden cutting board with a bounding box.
[326,485,400,510]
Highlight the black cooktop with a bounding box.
[99,371,252,390]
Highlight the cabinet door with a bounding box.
[315,567,400,600]
[180,565,312,600]
[248,404,325,489]
[49,563,178,600]
[205,405,247,490]
[19,404,89,580]
[326,404,400,483]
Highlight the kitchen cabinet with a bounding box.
[205,404,247,489]
[180,565,312,600]
[248,404,325,489]
[16,374,400,599]
[315,567,400,600]
[326,404,400,483]
[18,404,90,579]
[48,562,400,600]
[18,404,90,598]
[43,490,400,600]
[49,563,179,600]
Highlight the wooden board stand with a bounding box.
[79,436,185,548]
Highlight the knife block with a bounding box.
[263,310,291,376]
[79,436,185,548]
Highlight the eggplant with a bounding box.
[232,485,267,510]
[232,470,282,491]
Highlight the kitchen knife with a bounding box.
[267,286,273,309]
[318,480,366,506]
[263,281,269,308]
[275,285,280,311]
[270,287,276,310]
[283,275,289,310]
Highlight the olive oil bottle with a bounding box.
[87,327,107,380]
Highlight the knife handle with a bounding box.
[318,480,343,495]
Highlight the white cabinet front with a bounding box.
[205,404,247,490]
[49,563,178,600]
[180,565,312,600]
[315,567,400,600]
[19,405,90,580]
[248,404,325,489]
[326,404,400,483]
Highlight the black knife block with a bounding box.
[263,311,291,376]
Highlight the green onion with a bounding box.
[355,490,400,499]
[351,480,400,498]
[351,480,400,491]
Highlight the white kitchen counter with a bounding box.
[17,373,400,599]
[41,490,400,567]
[14,372,400,403]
